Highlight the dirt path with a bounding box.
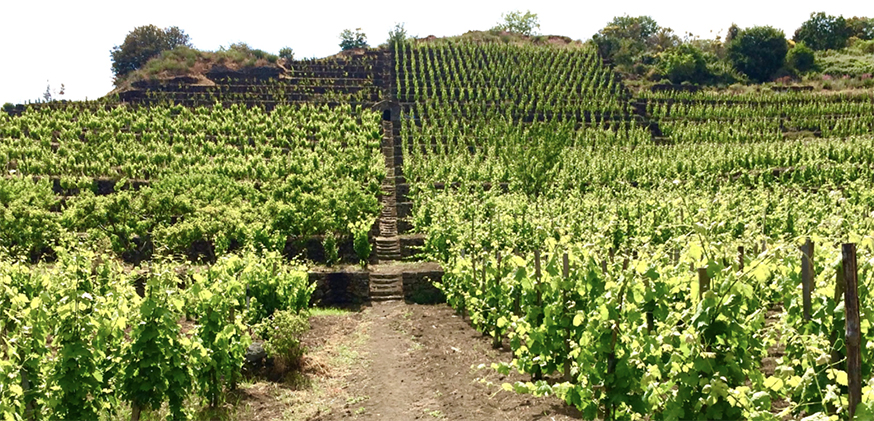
[318,302,579,421]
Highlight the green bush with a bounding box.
[727,26,788,82]
[352,220,372,266]
[787,42,815,72]
[659,44,709,84]
[387,23,410,48]
[258,310,309,372]
[279,47,294,61]
[322,234,339,265]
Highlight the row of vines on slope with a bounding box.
[0,250,312,421]
[0,102,384,263]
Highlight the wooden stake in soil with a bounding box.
[698,268,710,299]
[562,252,573,381]
[830,261,847,366]
[801,238,814,320]
[842,243,862,420]
[737,246,744,272]
[533,250,543,381]
[493,252,503,349]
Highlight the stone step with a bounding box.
[370,278,402,286]
[371,294,404,302]
[370,283,403,293]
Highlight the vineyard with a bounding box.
[395,40,874,420]
[2,37,874,420]
[0,53,392,419]
[0,101,384,262]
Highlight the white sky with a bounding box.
[0,1,869,104]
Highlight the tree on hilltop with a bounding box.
[340,28,368,51]
[794,12,851,50]
[111,25,192,81]
[492,10,540,36]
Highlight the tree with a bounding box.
[786,42,815,72]
[793,12,850,51]
[726,26,788,82]
[387,23,410,47]
[110,25,192,80]
[42,82,52,102]
[493,10,540,36]
[339,28,368,51]
[278,47,294,62]
[592,15,662,66]
[847,16,874,40]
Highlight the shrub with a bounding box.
[2,103,14,114]
[322,234,338,265]
[279,47,294,62]
[352,220,372,266]
[387,23,409,48]
[340,28,368,51]
[726,26,788,83]
[787,42,815,72]
[659,44,709,84]
[227,43,278,64]
[111,25,192,81]
[258,310,309,372]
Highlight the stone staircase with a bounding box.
[368,270,404,301]
[370,118,405,302]
[376,120,402,262]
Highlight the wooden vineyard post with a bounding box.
[738,246,745,272]
[842,243,861,420]
[601,251,608,273]
[800,238,814,320]
[533,250,543,381]
[493,252,503,349]
[830,260,847,366]
[698,268,710,299]
[513,251,522,317]
[562,252,573,381]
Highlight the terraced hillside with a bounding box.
[391,40,874,420]
[390,41,651,241]
[0,102,384,263]
[118,50,393,108]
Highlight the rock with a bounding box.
[246,341,267,364]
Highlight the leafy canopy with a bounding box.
[110,25,192,80]
[340,28,368,51]
[793,12,851,51]
[493,10,541,36]
[387,22,410,47]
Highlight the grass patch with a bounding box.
[310,307,354,317]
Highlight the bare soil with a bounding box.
[317,301,580,421]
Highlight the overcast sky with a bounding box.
[0,1,869,104]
